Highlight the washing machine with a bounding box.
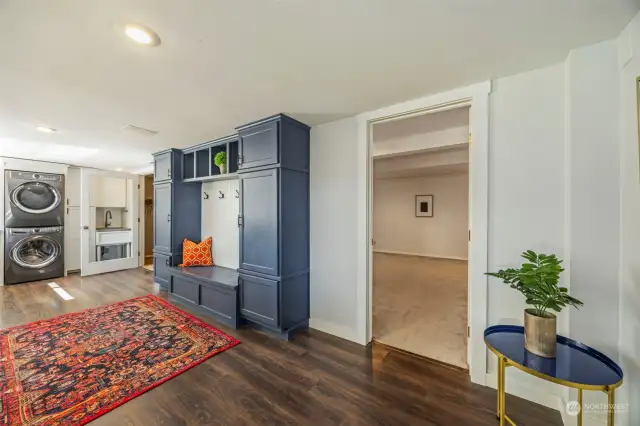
[4,227,64,285]
[5,170,65,227]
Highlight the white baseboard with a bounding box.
[309,318,360,343]
[374,249,467,261]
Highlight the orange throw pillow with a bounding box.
[179,237,214,267]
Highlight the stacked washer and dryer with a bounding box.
[4,170,65,285]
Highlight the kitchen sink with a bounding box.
[96,227,132,232]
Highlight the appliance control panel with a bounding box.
[11,171,62,182]
[31,227,61,234]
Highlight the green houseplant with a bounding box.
[486,250,583,357]
[214,151,227,174]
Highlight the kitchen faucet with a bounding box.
[105,210,112,228]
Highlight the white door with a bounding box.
[80,168,139,276]
[65,206,81,272]
[66,166,81,206]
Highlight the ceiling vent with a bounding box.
[121,124,158,137]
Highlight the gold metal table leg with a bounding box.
[577,389,582,426]
[498,356,506,426]
[607,387,615,426]
[496,355,502,419]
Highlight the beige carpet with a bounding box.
[373,252,468,369]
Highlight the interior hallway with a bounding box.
[373,252,468,369]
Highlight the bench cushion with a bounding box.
[170,265,238,287]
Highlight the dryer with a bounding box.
[5,170,65,227]
[4,227,64,285]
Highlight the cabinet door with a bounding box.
[239,274,279,328]
[98,177,127,207]
[239,169,278,276]
[238,121,279,170]
[65,206,81,272]
[154,152,173,182]
[153,253,171,289]
[153,183,172,253]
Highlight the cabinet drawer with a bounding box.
[153,253,171,289]
[170,275,199,304]
[239,274,279,328]
[238,121,279,170]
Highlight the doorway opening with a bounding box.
[371,107,470,370]
[142,174,154,272]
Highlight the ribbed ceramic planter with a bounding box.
[524,309,557,358]
[219,164,227,174]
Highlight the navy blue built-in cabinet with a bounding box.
[236,114,310,338]
[152,114,310,339]
[152,149,202,290]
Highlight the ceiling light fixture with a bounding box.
[124,24,161,46]
[115,168,123,171]
[36,126,57,133]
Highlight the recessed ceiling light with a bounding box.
[36,126,57,133]
[115,168,123,171]
[124,24,161,46]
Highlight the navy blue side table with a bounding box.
[484,325,623,426]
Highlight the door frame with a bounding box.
[357,81,491,385]
[137,174,155,268]
[80,168,140,276]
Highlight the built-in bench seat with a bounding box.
[168,266,240,328]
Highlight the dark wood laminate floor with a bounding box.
[0,269,563,426]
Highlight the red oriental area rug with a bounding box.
[0,295,239,425]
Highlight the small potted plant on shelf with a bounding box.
[214,151,227,174]
[486,250,584,358]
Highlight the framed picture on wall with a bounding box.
[415,195,434,217]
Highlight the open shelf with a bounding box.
[196,149,209,178]
[228,140,239,174]
[182,173,238,183]
[210,145,227,177]
[183,152,195,180]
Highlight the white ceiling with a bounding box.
[0,0,637,173]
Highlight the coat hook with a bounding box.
[235,189,239,199]
[218,190,225,199]
[203,191,209,200]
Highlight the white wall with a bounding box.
[373,173,468,259]
[201,179,239,269]
[616,13,640,426]
[487,62,567,329]
[310,117,360,341]
[566,40,620,359]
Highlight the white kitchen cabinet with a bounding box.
[66,167,81,206]
[65,206,81,272]
[89,176,127,208]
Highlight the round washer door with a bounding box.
[10,182,61,214]
[10,236,61,269]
